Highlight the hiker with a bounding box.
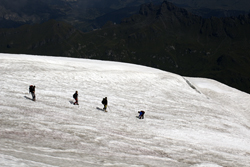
[73,91,78,105]
[102,97,108,112]
[29,85,36,101]
[138,111,145,119]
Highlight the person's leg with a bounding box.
[32,92,36,101]
[74,98,78,105]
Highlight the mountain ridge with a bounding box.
[1,1,250,94]
[1,0,250,31]
[0,0,164,31]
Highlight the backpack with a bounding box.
[29,85,33,93]
[139,111,145,116]
[73,93,77,99]
[102,98,108,105]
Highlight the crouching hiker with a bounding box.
[138,111,145,119]
[29,85,36,101]
[73,91,79,105]
[102,97,108,112]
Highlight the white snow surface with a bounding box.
[0,53,250,167]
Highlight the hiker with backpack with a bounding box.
[138,111,145,119]
[29,85,36,101]
[73,91,79,105]
[102,97,108,112]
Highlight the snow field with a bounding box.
[0,53,250,167]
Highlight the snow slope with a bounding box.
[0,53,250,167]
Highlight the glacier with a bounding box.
[0,53,250,167]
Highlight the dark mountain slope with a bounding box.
[167,0,250,18]
[0,0,163,31]
[68,1,250,93]
[1,1,250,93]
[0,20,85,57]
[167,0,250,11]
